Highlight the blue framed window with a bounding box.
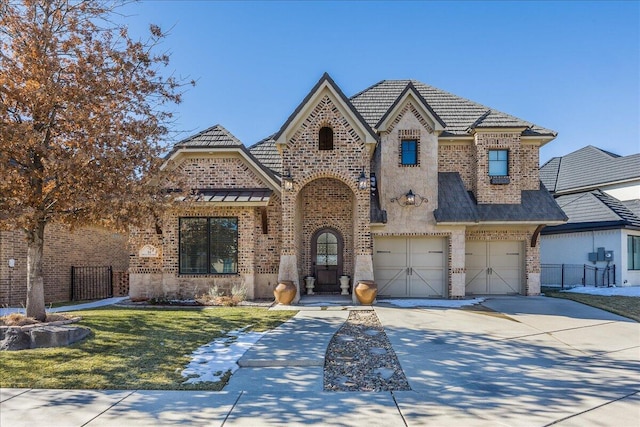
[401,140,418,166]
[488,149,509,176]
[179,217,238,274]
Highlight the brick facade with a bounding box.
[0,224,128,305]
[128,76,554,301]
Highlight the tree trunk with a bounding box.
[26,221,46,321]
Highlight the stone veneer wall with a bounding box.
[300,178,354,278]
[0,224,128,305]
[466,227,540,295]
[377,103,439,234]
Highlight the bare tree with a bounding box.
[0,0,189,320]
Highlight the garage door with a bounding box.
[465,241,522,295]
[374,237,446,297]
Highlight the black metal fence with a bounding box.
[71,266,113,301]
[541,263,616,289]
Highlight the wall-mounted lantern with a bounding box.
[282,169,294,191]
[390,189,427,207]
[358,167,368,190]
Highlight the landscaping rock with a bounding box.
[0,318,90,351]
[0,327,31,351]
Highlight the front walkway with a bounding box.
[1,296,639,426]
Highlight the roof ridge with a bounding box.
[592,190,640,226]
[349,79,410,100]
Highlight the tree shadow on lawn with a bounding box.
[0,307,293,390]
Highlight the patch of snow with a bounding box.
[181,326,264,384]
[562,286,640,297]
[378,298,485,308]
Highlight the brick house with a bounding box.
[129,73,566,302]
[0,224,129,305]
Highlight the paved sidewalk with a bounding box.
[0,297,129,316]
[1,296,639,426]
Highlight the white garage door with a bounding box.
[466,241,522,295]
[374,237,446,297]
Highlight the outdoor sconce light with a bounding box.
[282,169,294,191]
[358,167,368,190]
[390,189,427,207]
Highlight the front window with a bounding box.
[179,217,238,274]
[401,139,418,166]
[628,236,640,270]
[488,149,509,176]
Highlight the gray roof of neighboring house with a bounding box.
[434,173,567,223]
[350,80,556,137]
[540,145,640,194]
[541,189,640,234]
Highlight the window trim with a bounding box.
[628,235,640,270]
[179,217,239,275]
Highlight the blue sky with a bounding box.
[120,1,639,164]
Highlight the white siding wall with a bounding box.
[541,229,640,286]
[601,180,640,201]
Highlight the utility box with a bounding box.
[604,250,614,262]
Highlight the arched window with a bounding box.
[319,126,333,150]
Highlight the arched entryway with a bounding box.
[311,228,343,293]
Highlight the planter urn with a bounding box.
[274,280,296,305]
[339,275,350,295]
[304,276,316,295]
[354,280,377,305]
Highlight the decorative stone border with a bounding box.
[0,317,91,351]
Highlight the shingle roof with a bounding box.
[434,173,567,223]
[540,145,640,194]
[541,189,640,234]
[174,124,243,148]
[249,134,282,175]
[350,80,556,137]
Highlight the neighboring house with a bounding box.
[540,145,640,286]
[129,73,566,303]
[0,224,129,305]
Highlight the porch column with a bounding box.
[450,228,466,298]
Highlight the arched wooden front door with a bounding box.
[312,229,343,293]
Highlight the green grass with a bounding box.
[0,307,295,390]
[543,290,640,322]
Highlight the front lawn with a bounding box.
[543,290,640,322]
[0,307,294,390]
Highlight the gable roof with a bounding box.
[434,173,567,224]
[273,73,378,147]
[350,80,556,138]
[170,124,242,151]
[541,189,640,234]
[540,145,640,194]
[375,82,446,132]
[164,124,281,192]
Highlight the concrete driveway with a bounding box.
[376,296,640,426]
[1,296,638,426]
